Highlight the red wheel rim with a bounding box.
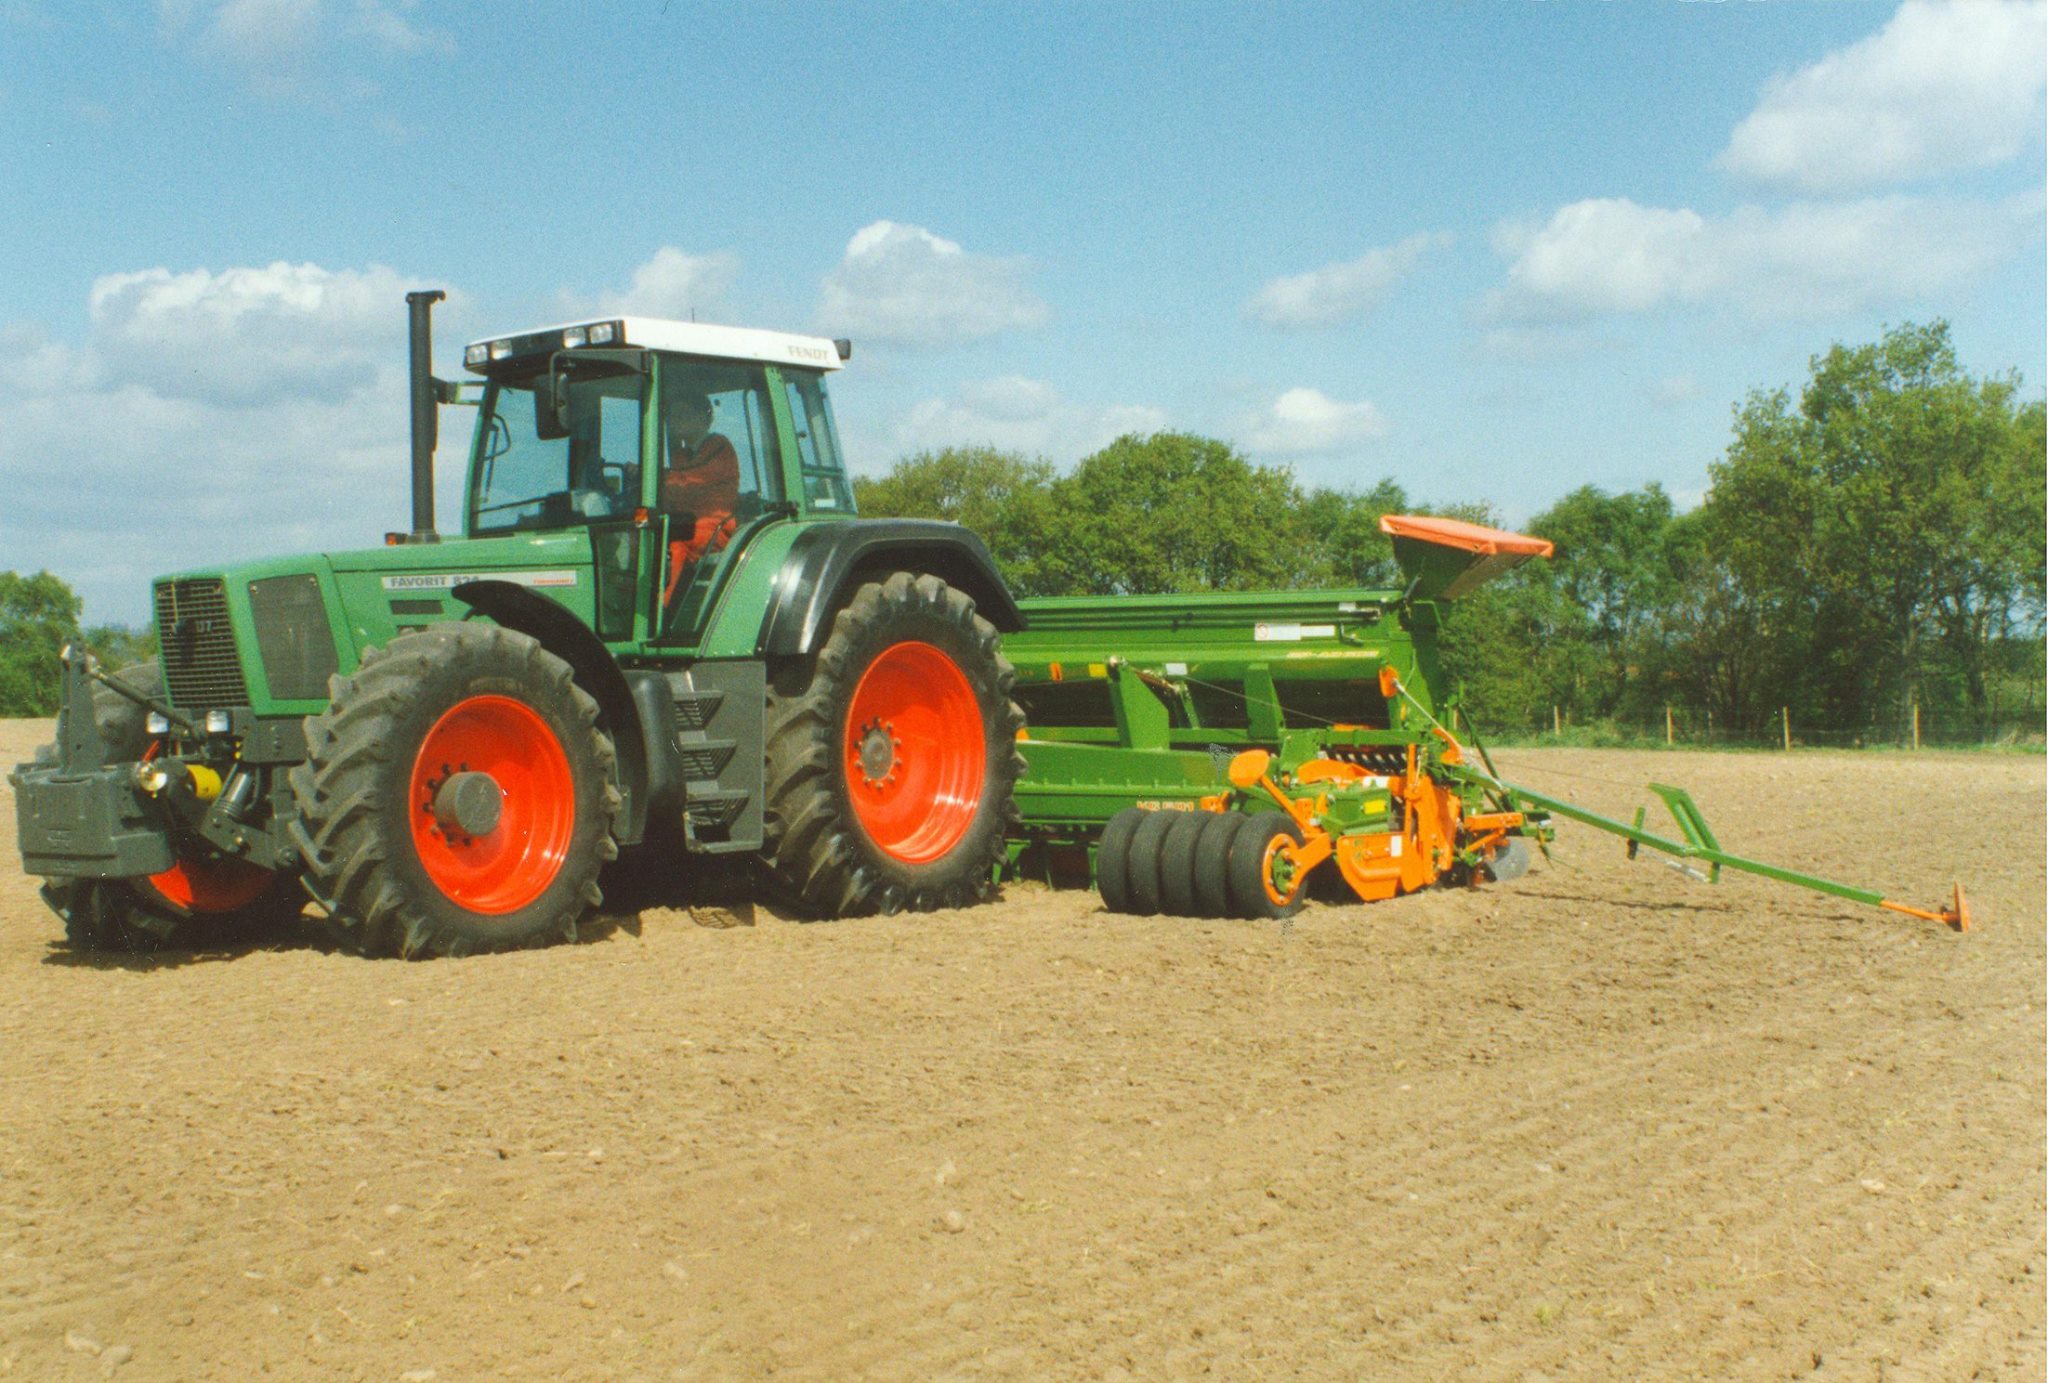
[145,855,274,915]
[409,694,576,915]
[844,641,986,864]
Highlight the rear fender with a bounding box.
[755,520,1024,657]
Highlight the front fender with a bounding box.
[452,581,656,847]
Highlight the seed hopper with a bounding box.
[1002,515,1969,931]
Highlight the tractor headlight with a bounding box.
[132,760,171,795]
[204,709,232,735]
[561,326,588,349]
[488,340,513,361]
[464,343,489,367]
[145,712,170,735]
[587,321,618,345]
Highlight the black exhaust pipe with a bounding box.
[405,289,446,544]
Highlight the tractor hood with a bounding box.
[1379,514,1554,602]
[149,532,598,715]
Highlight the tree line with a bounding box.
[1,321,2039,743]
[857,322,2045,745]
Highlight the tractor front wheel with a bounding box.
[289,624,619,958]
[761,572,1024,916]
[38,661,289,952]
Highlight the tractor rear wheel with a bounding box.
[761,572,1024,916]
[289,624,619,958]
[40,661,288,952]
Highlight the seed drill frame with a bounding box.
[1001,515,1968,930]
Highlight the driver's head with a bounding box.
[665,389,714,451]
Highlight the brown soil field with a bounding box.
[0,716,2041,1381]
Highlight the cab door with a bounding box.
[651,354,789,645]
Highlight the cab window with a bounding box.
[783,371,856,514]
[470,363,643,535]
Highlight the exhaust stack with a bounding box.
[405,289,446,544]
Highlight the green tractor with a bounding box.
[12,292,1027,956]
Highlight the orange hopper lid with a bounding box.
[1377,513,1554,558]
[1377,513,1555,601]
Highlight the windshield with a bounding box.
[470,362,645,535]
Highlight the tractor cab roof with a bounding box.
[463,317,847,376]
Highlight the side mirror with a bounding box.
[533,369,570,441]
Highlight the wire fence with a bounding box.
[1483,704,2045,751]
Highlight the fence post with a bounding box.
[1553,704,1560,735]
[1665,705,1674,746]
[1781,705,1791,752]
[1912,699,1921,751]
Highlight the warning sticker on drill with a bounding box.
[1253,622,1336,642]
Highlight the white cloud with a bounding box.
[349,0,448,54]
[1649,375,1702,409]
[204,0,321,65]
[87,261,422,406]
[885,375,1165,461]
[0,261,463,624]
[1241,387,1387,457]
[1718,0,2046,193]
[1487,192,2040,322]
[158,0,452,89]
[818,221,1047,348]
[593,246,740,320]
[1246,232,1448,329]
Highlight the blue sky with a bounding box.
[2,0,2042,626]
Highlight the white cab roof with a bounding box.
[466,316,845,372]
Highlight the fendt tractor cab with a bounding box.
[13,292,1026,956]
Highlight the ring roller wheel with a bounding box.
[1157,812,1215,917]
[1122,810,1177,916]
[1191,813,1247,918]
[1227,810,1307,920]
[1094,807,1147,913]
[1484,837,1531,883]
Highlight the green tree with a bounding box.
[0,570,84,716]
[1041,432,1320,596]
[1526,484,1679,720]
[1300,479,1409,587]
[1706,321,2044,735]
[853,446,1063,595]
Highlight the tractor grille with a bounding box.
[155,578,249,710]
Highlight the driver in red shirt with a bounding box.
[660,388,740,605]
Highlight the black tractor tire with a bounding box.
[288,624,620,958]
[38,661,293,952]
[759,571,1025,917]
[43,879,170,953]
[1157,812,1213,918]
[1189,812,1247,919]
[1121,810,1175,917]
[1227,810,1307,920]
[1094,807,1146,913]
